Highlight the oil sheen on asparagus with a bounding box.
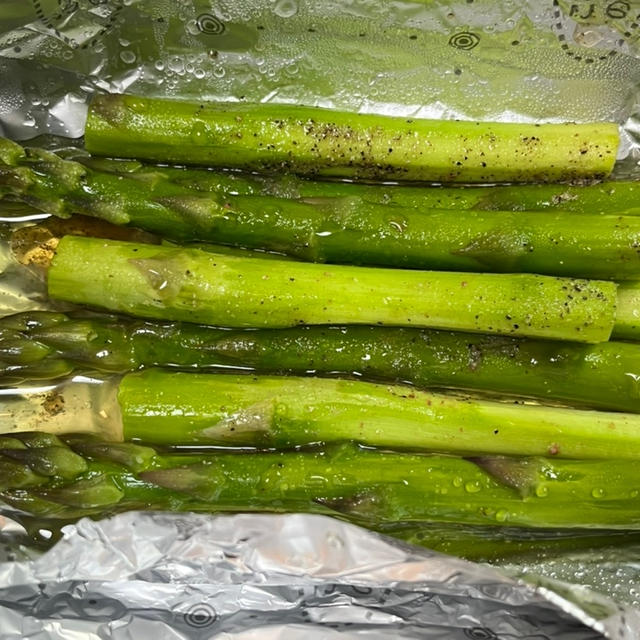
[1,432,637,531]
[47,236,618,343]
[117,369,640,458]
[2,138,637,279]
[2,311,640,413]
[84,94,619,182]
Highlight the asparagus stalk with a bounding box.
[84,94,619,182]
[118,369,640,459]
[612,282,640,340]
[3,311,640,412]
[384,523,640,563]
[3,138,639,279]
[1,432,639,530]
[88,156,640,214]
[47,236,618,343]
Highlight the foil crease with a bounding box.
[0,511,636,640]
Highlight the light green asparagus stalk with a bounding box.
[2,311,640,412]
[3,138,639,279]
[84,94,619,182]
[1,432,638,532]
[117,369,640,459]
[47,236,618,344]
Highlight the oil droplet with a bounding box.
[465,481,481,493]
[495,509,509,522]
[591,487,605,498]
[535,485,548,498]
[273,0,298,18]
[452,476,463,488]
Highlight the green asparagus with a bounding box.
[118,369,640,459]
[47,236,618,343]
[612,282,640,341]
[84,94,619,182]
[384,523,640,562]
[3,311,640,412]
[1,432,638,531]
[103,158,640,214]
[3,138,639,279]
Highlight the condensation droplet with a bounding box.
[273,0,298,18]
[120,50,136,64]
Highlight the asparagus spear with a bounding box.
[89,156,640,214]
[85,94,619,182]
[384,523,640,563]
[50,152,640,215]
[4,138,639,279]
[1,432,638,530]
[47,236,618,343]
[117,369,640,458]
[3,311,640,412]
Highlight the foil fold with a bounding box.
[0,512,635,639]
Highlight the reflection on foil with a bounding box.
[0,512,636,639]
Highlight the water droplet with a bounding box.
[119,38,131,47]
[535,485,548,498]
[630,489,639,498]
[154,60,165,71]
[495,509,509,522]
[194,68,206,79]
[120,50,136,64]
[168,56,185,74]
[191,121,208,143]
[452,476,463,488]
[213,67,226,79]
[273,0,298,18]
[591,487,605,498]
[465,481,481,493]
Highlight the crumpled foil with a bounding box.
[1,0,640,637]
[0,511,637,640]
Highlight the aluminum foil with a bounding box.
[0,1,640,637]
[1,0,640,171]
[0,511,637,640]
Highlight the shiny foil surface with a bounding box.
[0,512,637,639]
